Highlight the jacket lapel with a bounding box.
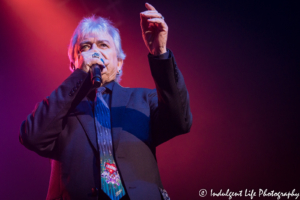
[111,82,131,151]
[75,82,131,152]
[75,97,98,151]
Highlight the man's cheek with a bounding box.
[75,55,84,69]
[74,59,79,69]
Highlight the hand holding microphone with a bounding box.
[90,53,105,88]
[74,51,106,88]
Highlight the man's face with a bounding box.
[75,30,123,85]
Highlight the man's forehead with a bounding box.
[79,31,113,43]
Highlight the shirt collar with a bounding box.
[87,81,115,100]
[102,80,115,93]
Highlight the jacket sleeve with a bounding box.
[148,49,193,146]
[19,69,91,157]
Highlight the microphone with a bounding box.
[90,64,103,88]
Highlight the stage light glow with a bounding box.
[3,0,78,51]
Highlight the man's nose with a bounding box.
[90,44,105,58]
[91,43,100,52]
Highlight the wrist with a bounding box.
[151,46,167,56]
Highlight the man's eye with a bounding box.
[80,45,90,51]
[100,43,108,48]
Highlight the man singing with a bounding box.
[20,3,192,200]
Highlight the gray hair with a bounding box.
[68,16,126,82]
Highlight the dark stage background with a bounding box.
[0,0,299,199]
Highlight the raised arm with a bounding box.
[139,3,192,146]
[148,50,192,146]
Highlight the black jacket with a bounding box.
[20,50,192,200]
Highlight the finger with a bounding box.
[82,52,103,66]
[140,11,160,20]
[140,15,148,31]
[140,12,163,31]
[86,58,104,67]
[147,18,166,25]
[140,12,151,31]
[141,11,162,19]
[100,58,105,65]
[141,10,159,15]
[145,3,156,11]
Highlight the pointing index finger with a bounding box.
[145,2,156,11]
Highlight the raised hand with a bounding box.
[140,3,168,56]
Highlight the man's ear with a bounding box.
[70,62,76,71]
[117,58,123,71]
[74,52,82,70]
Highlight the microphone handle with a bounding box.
[91,64,102,88]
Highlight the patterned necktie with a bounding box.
[94,87,126,200]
